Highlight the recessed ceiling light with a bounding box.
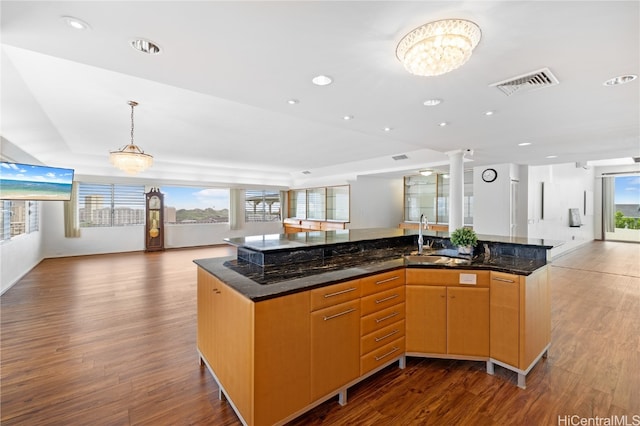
[546,155,558,159]
[603,75,637,86]
[343,115,354,121]
[61,16,90,30]
[287,99,299,105]
[442,174,450,179]
[312,75,333,86]
[484,110,494,116]
[130,39,162,55]
[439,122,448,127]
[383,127,393,132]
[423,99,442,106]
[419,170,433,176]
[518,142,532,146]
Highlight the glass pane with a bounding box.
[289,190,306,219]
[437,174,449,224]
[306,188,326,220]
[245,190,280,222]
[160,186,229,224]
[326,185,349,221]
[10,201,26,236]
[464,170,474,225]
[404,175,437,222]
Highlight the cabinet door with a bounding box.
[447,287,489,357]
[405,286,446,353]
[490,272,520,367]
[197,268,216,366]
[310,299,360,400]
[213,278,253,420]
[254,291,311,426]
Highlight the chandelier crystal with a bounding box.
[396,19,481,77]
[110,101,153,175]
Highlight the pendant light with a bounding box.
[109,101,153,174]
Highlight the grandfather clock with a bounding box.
[145,188,165,252]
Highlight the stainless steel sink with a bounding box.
[404,254,471,266]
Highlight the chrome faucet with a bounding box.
[417,214,429,254]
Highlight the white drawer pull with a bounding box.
[323,308,356,321]
[375,294,399,304]
[375,346,400,361]
[323,287,357,298]
[375,329,399,342]
[375,311,399,323]
[492,277,515,283]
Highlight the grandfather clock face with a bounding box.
[149,195,161,210]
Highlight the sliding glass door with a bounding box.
[603,175,640,242]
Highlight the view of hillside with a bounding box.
[175,208,229,223]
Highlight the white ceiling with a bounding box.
[1,1,638,188]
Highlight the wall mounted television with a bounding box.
[0,162,75,201]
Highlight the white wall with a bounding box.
[473,164,514,236]
[348,175,403,229]
[527,163,595,258]
[0,218,43,294]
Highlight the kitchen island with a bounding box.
[195,228,559,426]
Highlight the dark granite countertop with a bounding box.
[224,228,562,252]
[194,247,548,302]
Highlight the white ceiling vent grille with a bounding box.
[490,67,559,96]
[392,154,408,161]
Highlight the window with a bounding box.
[161,186,229,224]
[287,185,350,221]
[404,171,474,225]
[78,183,145,227]
[289,190,306,219]
[0,200,39,241]
[245,190,281,222]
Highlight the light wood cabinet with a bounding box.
[359,270,406,375]
[309,279,360,401]
[197,267,310,426]
[405,269,489,358]
[197,268,216,366]
[447,287,489,356]
[489,267,550,388]
[310,299,360,400]
[406,285,446,353]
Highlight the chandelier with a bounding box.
[396,19,481,77]
[109,101,153,175]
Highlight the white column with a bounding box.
[447,150,465,231]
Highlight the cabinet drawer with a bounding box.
[310,279,360,311]
[361,337,405,375]
[361,319,405,356]
[360,270,405,297]
[361,303,405,336]
[406,269,489,287]
[361,287,406,316]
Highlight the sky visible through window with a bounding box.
[615,176,640,204]
[160,186,229,210]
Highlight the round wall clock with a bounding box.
[482,168,497,183]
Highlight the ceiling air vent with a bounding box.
[490,67,559,96]
[392,154,408,161]
[633,157,640,163]
[301,170,311,175]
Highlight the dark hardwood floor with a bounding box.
[1,241,638,425]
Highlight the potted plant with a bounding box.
[449,227,478,254]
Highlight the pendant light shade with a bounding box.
[109,101,153,175]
